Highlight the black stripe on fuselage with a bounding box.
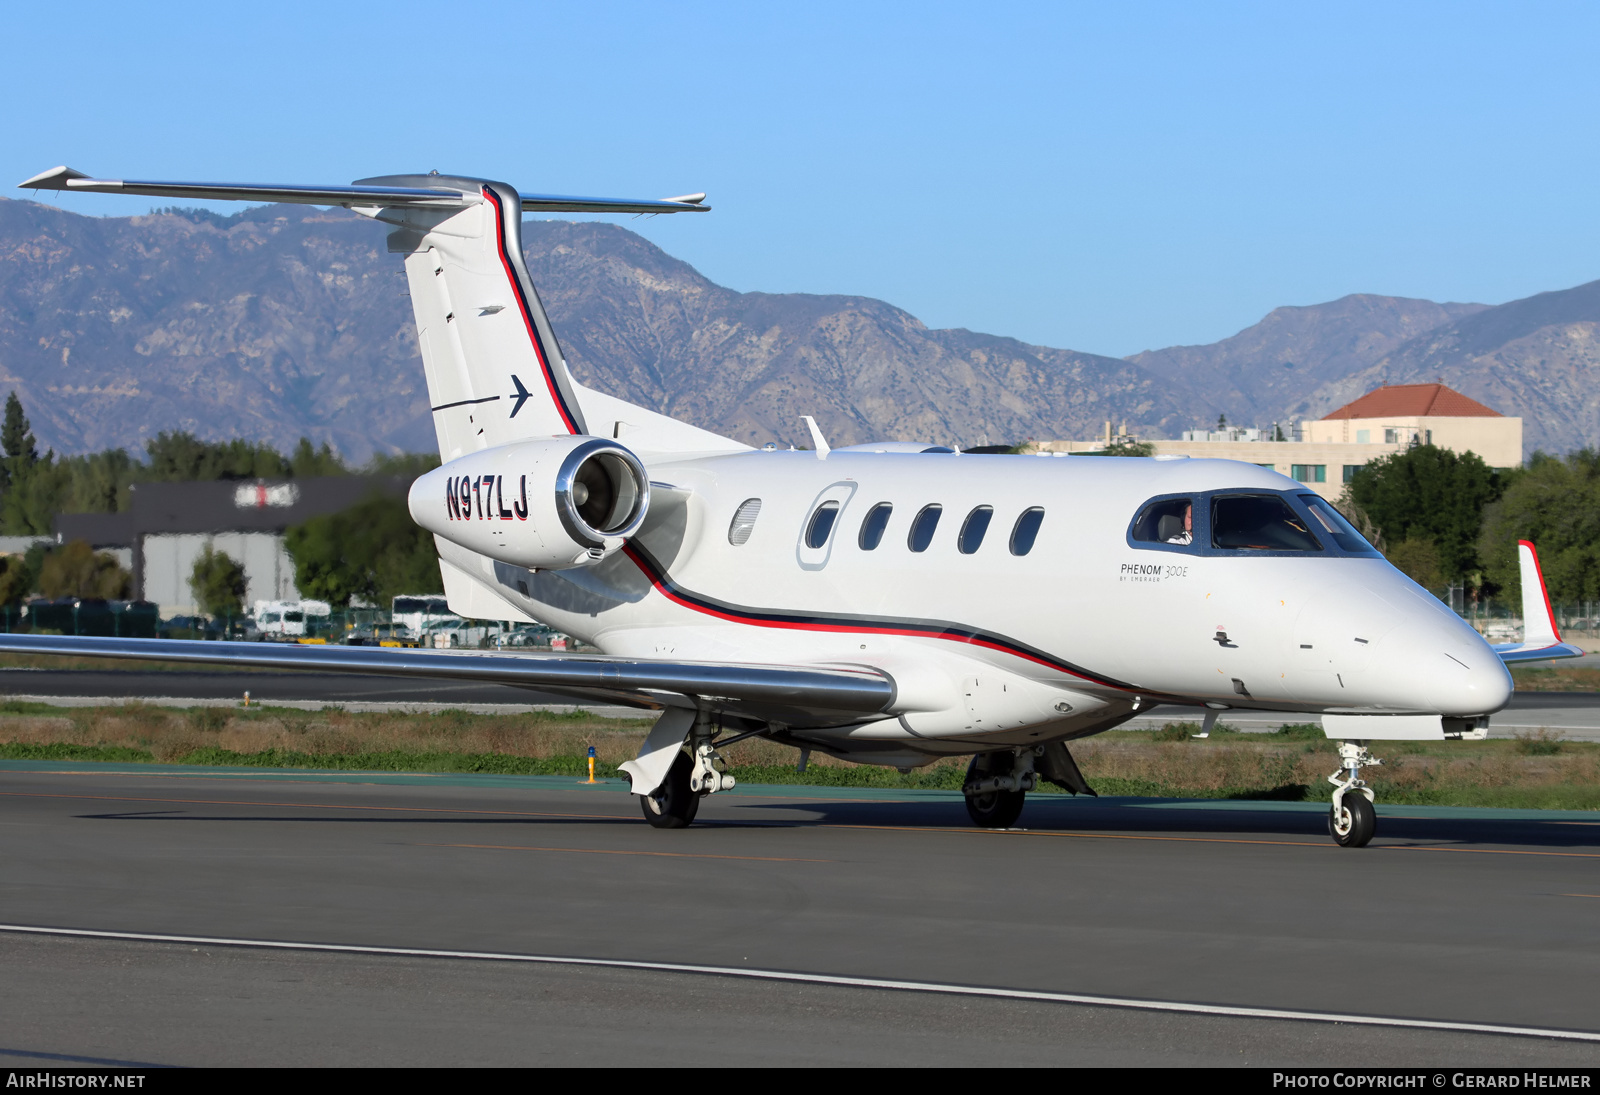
[621,542,1140,692]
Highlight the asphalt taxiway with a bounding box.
[3,761,1600,1066]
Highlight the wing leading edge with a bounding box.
[0,635,892,726]
[1493,540,1586,664]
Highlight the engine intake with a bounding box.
[409,437,650,570]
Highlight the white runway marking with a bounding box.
[3,923,1595,1043]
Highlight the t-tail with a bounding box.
[17,166,744,462]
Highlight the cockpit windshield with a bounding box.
[1211,494,1321,552]
[1299,495,1380,555]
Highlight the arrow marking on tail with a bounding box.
[508,375,532,419]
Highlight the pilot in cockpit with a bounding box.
[1161,503,1193,545]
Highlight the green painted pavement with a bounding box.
[2,758,1598,821]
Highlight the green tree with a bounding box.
[1347,444,1505,583]
[2,392,38,468]
[285,493,443,608]
[144,431,289,482]
[289,438,348,478]
[0,555,33,605]
[362,451,442,477]
[37,540,131,599]
[1479,449,1600,604]
[1386,538,1444,589]
[0,392,51,534]
[190,545,247,617]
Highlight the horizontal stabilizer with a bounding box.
[17,167,709,215]
[0,635,891,723]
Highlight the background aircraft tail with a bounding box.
[1493,540,1585,663]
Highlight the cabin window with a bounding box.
[907,504,943,552]
[958,506,993,554]
[1009,508,1045,555]
[858,503,892,550]
[1299,495,1378,554]
[1211,494,1321,552]
[1132,498,1194,545]
[728,498,762,546]
[805,502,841,549]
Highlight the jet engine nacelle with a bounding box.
[409,437,650,570]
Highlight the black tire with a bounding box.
[963,752,1027,828]
[966,787,1026,828]
[640,750,699,829]
[1329,793,1376,847]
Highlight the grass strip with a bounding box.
[4,742,1600,811]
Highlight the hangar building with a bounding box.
[53,476,409,617]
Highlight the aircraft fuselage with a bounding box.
[432,449,1511,763]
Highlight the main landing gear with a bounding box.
[1328,740,1381,848]
[639,714,735,830]
[963,750,1037,828]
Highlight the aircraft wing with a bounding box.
[0,635,892,727]
[1492,540,1586,664]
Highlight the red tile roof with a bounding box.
[1320,383,1502,420]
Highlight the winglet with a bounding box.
[18,166,89,190]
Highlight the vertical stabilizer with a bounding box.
[364,175,588,460]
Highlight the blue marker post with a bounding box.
[585,745,597,784]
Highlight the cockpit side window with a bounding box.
[1299,495,1380,555]
[1211,494,1321,551]
[1132,498,1195,546]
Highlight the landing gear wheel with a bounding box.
[1329,794,1376,848]
[640,751,700,829]
[966,788,1026,828]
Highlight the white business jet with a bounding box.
[10,167,1582,847]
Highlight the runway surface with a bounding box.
[3,761,1600,1066]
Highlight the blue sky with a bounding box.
[5,1,1598,357]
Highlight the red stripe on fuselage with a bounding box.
[481,186,579,435]
[618,544,1121,687]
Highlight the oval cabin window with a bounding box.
[1009,508,1044,556]
[907,504,943,553]
[858,503,892,550]
[728,498,762,546]
[959,506,993,554]
[805,502,841,549]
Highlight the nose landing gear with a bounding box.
[1328,740,1381,847]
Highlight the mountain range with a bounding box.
[1,196,1596,460]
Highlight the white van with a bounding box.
[253,599,332,640]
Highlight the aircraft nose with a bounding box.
[1365,615,1512,715]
